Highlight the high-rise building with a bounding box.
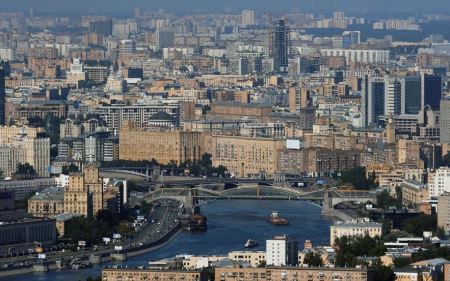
[384,77,402,117]
[269,19,290,73]
[266,235,298,266]
[362,76,385,126]
[440,98,450,144]
[403,75,421,114]
[438,192,450,234]
[89,19,113,36]
[0,67,4,126]
[429,167,450,198]
[422,73,443,111]
[63,163,103,217]
[119,39,136,65]
[156,28,175,49]
[241,10,255,26]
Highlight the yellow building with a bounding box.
[207,135,284,177]
[28,187,64,218]
[119,123,203,165]
[102,268,208,281]
[63,164,103,217]
[330,219,383,246]
[227,251,266,267]
[215,266,373,281]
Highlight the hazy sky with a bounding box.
[2,0,449,15]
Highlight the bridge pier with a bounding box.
[321,191,333,216]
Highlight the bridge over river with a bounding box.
[143,184,378,215]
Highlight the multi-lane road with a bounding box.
[0,199,184,273]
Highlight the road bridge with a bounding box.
[143,185,377,215]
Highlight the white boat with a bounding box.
[245,239,258,248]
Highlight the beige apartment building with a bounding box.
[330,219,383,246]
[119,123,203,165]
[207,134,284,177]
[215,266,373,281]
[228,251,266,267]
[64,164,103,217]
[102,268,208,281]
[28,188,64,218]
[438,193,450,234]
[0,126,50,177]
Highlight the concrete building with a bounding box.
[269,19,290,73]
[330,218,382,246]
[28,187,64,218]
[228,251,266,267]
[241,10,255,26]
[428,167,450,198]
[0,211,56,256]
[156,29,175,49]
[96,102,180,132]
[63,164,104,217]
[437,193,450,234]
[401,180,429,206]
[440,97,450,144]
[215,266,373,281]
[102,267,208,281]
[0,126,50,177]
[266,235,298,266]
[207,134,284,177]
[119,123,203,165]
[320,49,390,65]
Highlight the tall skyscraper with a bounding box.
[89,19,113,36]
[384,77,402,117]
[0,67,5,126]
[156,28,175,49]
[422,73,443,111]
[362,76,385,126]
[440,98,450,144]
[269,19,290,73]
[241,10,255,26]
[403,75,421,114]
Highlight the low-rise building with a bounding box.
[330,218,383,246]
[28,187,64,218]
[0,211,56,255]
[102,267,208,281]
[215,266,373,281]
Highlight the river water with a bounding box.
[7,200,333,281]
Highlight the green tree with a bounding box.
[62,163,79,174]
[340,167,376,190]
[401,214,437,236]
[372,261,396,281]
[334,235,386,267]
[14,163,37,179]
[303,251,324,267]
[376,190,402,210]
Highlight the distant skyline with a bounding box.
[1,0,450,16]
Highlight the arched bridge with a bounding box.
[144,185,377,214]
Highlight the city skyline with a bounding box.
[2,0,449,15]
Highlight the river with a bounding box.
[7,200,333,281]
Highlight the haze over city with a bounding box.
[0,0,450,281]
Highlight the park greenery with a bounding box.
[62,163,80,174]
[13,163,37,180]
[334,235,395,281]
[64,210,133,246]
[303,251,324,267]
[339,166,376,190]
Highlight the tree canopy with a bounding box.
[303,251,324,267]
[14,163,37,180]
[340,167,376,190]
